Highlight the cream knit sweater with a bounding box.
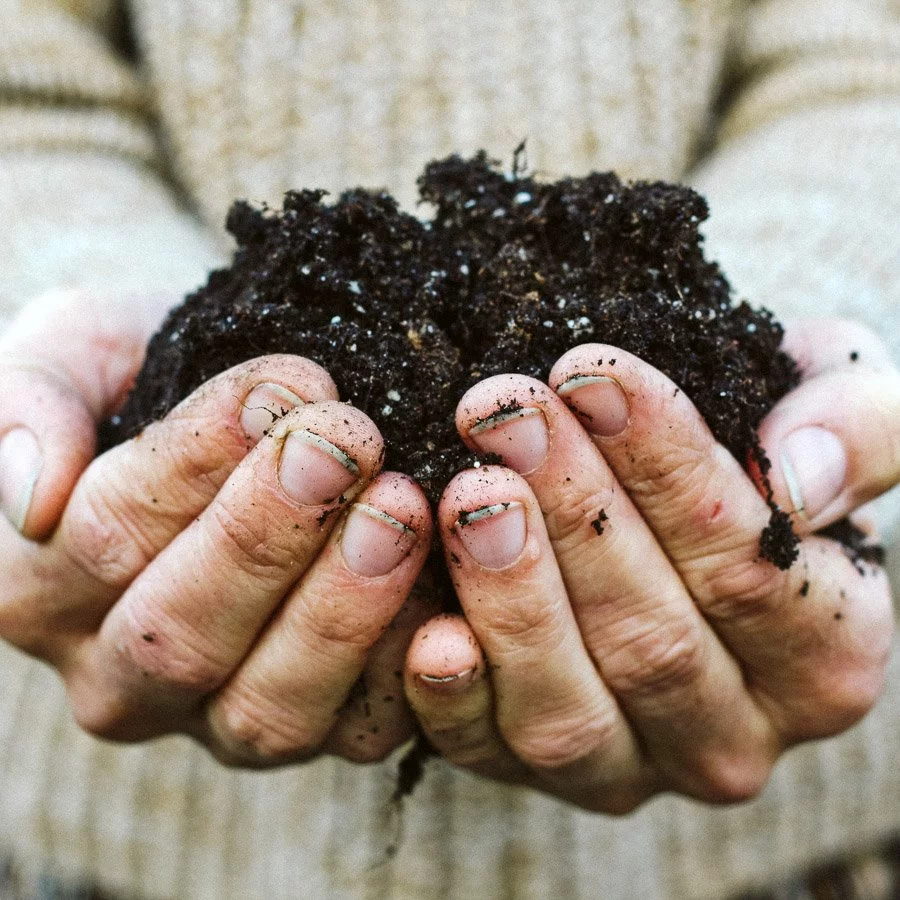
[0,1,898,898]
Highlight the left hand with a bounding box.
[403,319,899,812]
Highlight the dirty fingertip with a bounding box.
[406,615,483,693]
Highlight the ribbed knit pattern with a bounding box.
[0,2,898,898]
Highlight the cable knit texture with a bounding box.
[0,1,897,898]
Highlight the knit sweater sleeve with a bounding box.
[0,0,222,330]
[689,0,900,553]
[690,0,900,355]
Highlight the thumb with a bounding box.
[757,366,900,535]
[0,290,157,540]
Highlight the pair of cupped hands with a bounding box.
[1,289,898,813]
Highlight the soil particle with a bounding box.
[819,519,885,572]
[759,507,800,570]
[102,150,867,580]
[591,509,609,535]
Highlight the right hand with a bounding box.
[0,290,434,766]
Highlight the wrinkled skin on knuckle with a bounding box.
[506,707,616,772]
[153,415,242,501]
[64,473,157,592]
[693,553,790,626]
[118,613,232,697]
[478,590,567,655]
[542,487,614,548]
[287,593,377,663]
[205,500,297,583]
[214,690,320,765]
[602,614,707,704]
[627,438,711,508]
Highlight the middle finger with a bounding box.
[439,465,651,808]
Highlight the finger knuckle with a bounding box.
[120,618,230,696]
[478,591,565,652]
[543,487,613,546]
[159,424,239,499]
[696,554,789,626]
[603,615,706,702]
[690,751,772,805]
[63,471,157,591]
[215,691,318,763]
[507,707,617,772]
[207,500,293,582]
[290,593,376,658]
[632,440,710,507]
[794,667,887,741]
[0,588,53,657]
[68,682,131,741]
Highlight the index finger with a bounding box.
[54,355,338,614]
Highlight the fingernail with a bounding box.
[417,667,476,692]
[341,503,417,577]
[0,428,42,533]
[468,407,549,474]
[556,375,629,436]
[456,501,527,569]
[780,426,847,520]
[279,430,360,506]
[241,383,305,442]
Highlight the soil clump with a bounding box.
[103,150,832,571]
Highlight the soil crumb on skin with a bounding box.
[759,507,800,570]
[818,519,886,573]
[591,509,609,536]
[103,150,810,567]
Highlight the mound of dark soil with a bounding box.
[101,149,804,568]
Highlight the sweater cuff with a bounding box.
[0,150,225,330]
